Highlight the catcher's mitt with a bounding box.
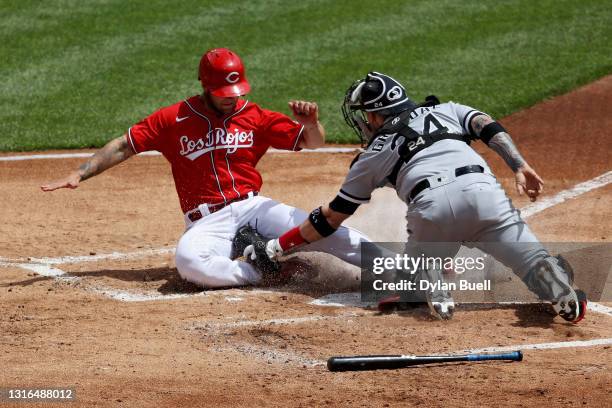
[232,225,281,277]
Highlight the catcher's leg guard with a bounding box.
[523,255,586,323]
[421,267,455,320]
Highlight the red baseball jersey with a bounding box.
[127,96,304,213]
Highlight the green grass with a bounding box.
[1,0,610,150]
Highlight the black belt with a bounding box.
[408,165,484,202]
[187,192,258,222]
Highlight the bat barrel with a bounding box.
[327,355,407,372]
[327,354,466,372]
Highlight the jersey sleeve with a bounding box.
[127,109,167,153]
[259,109,304,151]
[449,102,487,137]
[330,135,400,214]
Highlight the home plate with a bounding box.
[310,292,373,308]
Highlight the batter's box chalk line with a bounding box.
[190,311,362,332]
[211,337,612,369]
[194,309,612,368]
[0,261,279,303]
[210,335,612,369]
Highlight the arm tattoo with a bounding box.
[471,114,491,136]
[78,136,133,181]
[78,161,95,181]
[487,132,526,172]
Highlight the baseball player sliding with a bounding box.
[244,71,587,322]
[41,48,369,288]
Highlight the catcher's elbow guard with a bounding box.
[308,206,337,237]
[480,121,507,145]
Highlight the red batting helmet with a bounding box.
[198,48,251,97]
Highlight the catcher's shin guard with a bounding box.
[523,255,586,323]
[421,267,455,320]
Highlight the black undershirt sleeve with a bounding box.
[329,195,360,215]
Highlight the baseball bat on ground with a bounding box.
[327,350,522,372]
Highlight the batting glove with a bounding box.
[244,238,284,261]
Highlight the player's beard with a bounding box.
[202,92,237,115]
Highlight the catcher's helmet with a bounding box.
[342,72,416,144]
[198,48,251,97]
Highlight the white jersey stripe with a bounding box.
[222,101,250,198]
[292,125,305,151]
[127,128,138,154]
[225,155,240,197]
[338,190,370,204]
[184,99,227,203]
[463,110,485,135]
[461,109,477,134]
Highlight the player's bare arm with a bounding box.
[289,100,325,149]
[40,135,135,191]
[470,114,543,201]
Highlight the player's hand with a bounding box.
[289,100,319,128]
[515,164,544,202]
[265,239,284,260]
[244,239,284,261]
[40,172,82,192]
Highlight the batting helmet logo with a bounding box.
[225,71,240,84]
[387,86,402,101]
[357,72,415,115]
[199,48,251,97]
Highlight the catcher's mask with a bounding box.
[341,71,416,145]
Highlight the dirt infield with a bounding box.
[1,76,611,407]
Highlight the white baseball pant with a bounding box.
[175,195,369,288]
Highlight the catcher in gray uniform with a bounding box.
[243,71,587,322]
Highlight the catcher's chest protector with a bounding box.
[375,107,469,186]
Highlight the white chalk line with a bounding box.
[0,147,359,162]
[192,311,361,331]
[521,170,612,219]
[463,337,612,354]
[8,262,202,301]
[89,287,206,302]
[2,164,607,367]
[587,302,612,317]
[218,336,612,369]
[195,308,612,367]
[309,292,612,318]
[195,311,358,367]
[214,337,612,369]
[2,260,276,303]
[6,263,612,362]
